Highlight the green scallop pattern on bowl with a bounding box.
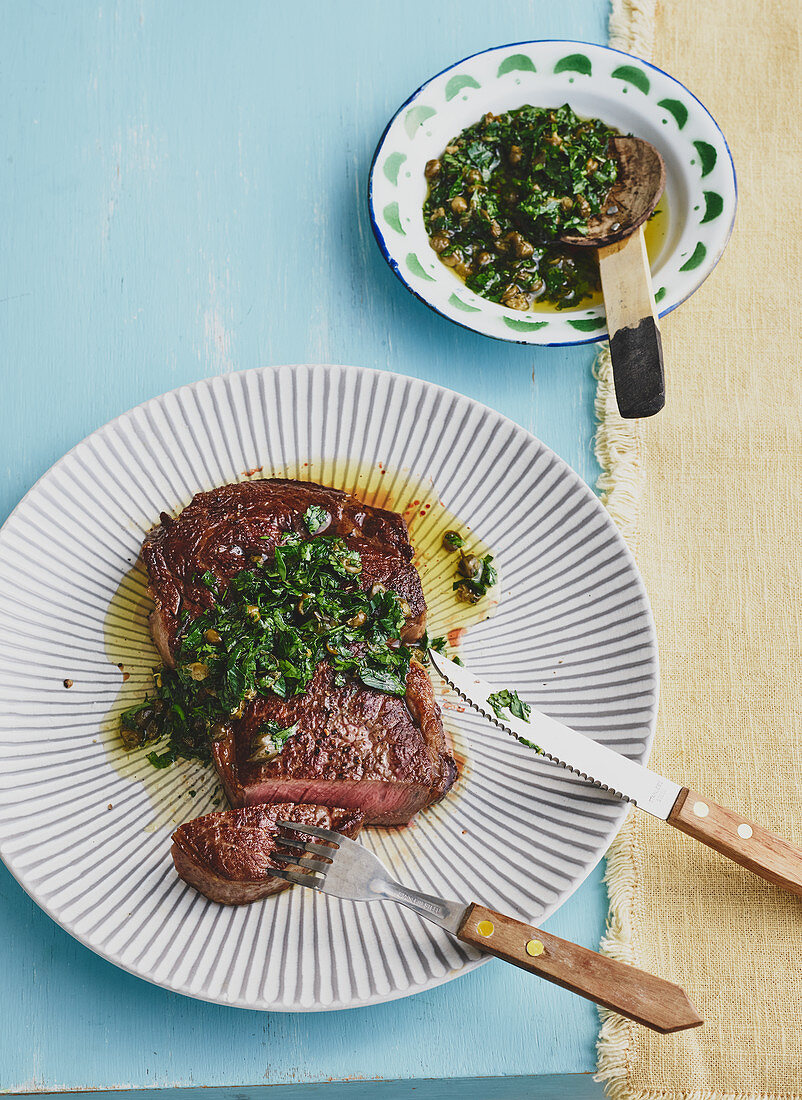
[701,191,724,224]
[503,317,548,332]
[567,317,605,332]
[406,253,435,281]
[657,98,688,129]
[693,140,717,177]
[404,105,436,138]
[654,287,667,304]
[449,293,481,313]
[445,74,481,100]
[611,64,650,94]
[383,202,404,235]
[554,53,592,76]
[679,242,707,271]
[383,153,406,186]
[497,54,536,76]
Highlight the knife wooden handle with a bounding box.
[668,787,802,895]
[457,903,702,1033]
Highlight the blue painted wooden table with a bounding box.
[1,2,610,1095]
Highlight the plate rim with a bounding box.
[368,37,738,346]
[0,362,659,1011]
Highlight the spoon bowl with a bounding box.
[561,136,666,248]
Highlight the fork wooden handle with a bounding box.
[457,903,702,1033]
[667,787,802,895]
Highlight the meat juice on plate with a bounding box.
[102,459,500,831]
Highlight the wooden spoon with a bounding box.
[561,136,667,419]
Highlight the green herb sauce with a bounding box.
[121,511,427,768]
[423,104,619,310]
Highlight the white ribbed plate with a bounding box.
[0,364,657,1011]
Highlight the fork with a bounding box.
[272,819,702,1033]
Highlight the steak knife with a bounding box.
[429,650,802,896]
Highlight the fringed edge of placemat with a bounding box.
[593,3,655,1096]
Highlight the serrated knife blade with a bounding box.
[429,650,681,818]
[429,649,802,897]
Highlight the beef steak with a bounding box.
[143,478,426,666]
[143,478,458,826]
[172,803,364,905]
[214,659,457,825]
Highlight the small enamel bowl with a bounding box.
[369,40,736,346]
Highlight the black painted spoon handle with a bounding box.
[598,227,665,419]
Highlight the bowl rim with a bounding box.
[368,38,738,347]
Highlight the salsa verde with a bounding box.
[423,104,619,311]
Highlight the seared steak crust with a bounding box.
[143,478,426,665]
[171,803,364,905]
[214,660,457,826]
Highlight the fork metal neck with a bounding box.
[376,879,466,935]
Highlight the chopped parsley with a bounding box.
[487,688,532,723]
[423,104,619,310]
[121,535,417,768]
[487,688,541,753]
[303,504,330,534]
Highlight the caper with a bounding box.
[455,583,481,605]
[205,628,222,644]
[442,530,465,551]
[457,552,482,580]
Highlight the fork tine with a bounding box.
[272,850,332,874]
[270,866,325,889]
[272,834,338,859]
[275,818,344,844]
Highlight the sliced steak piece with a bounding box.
[214,660,457,826]
[143,478,426,666]
[171,803,364,905]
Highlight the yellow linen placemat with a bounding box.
[596,1,802,1097]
